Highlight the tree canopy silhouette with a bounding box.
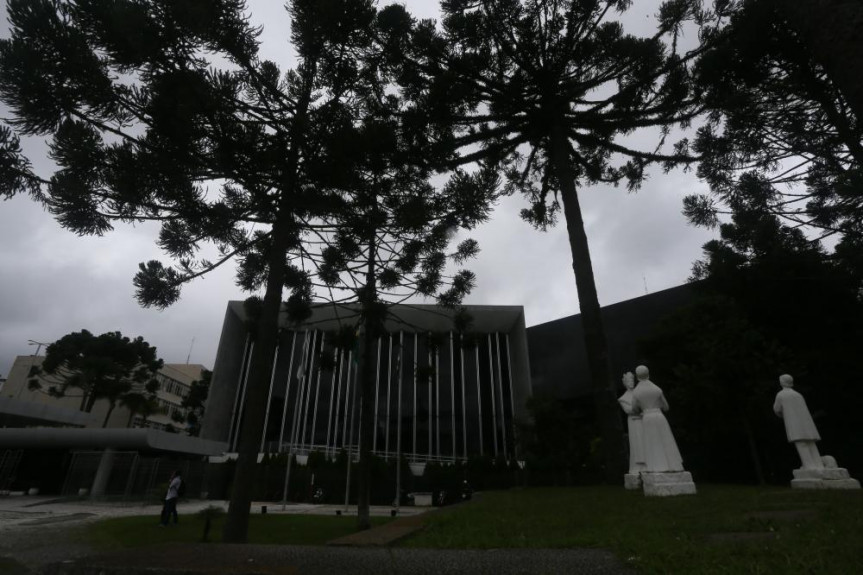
[28,329,162,428]
[687,0,863,265]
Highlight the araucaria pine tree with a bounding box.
[289,85,498,526]
[0,0,490,540]
[400,0,709,480]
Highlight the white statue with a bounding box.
[773,374,860,489]
[618,372,645,488]
[630,365,696,496]
[631,365,683,472]
[773,374,822,469]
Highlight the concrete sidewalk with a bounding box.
[327,510,431,546]
[42,544,636,575]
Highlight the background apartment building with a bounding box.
[0,356,206,432]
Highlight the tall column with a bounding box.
[309,332,326,451]
[450,332,456,459]
[412,333,418,460]
[460,335,467,460]
[505,334,518,459]
[277,332,298,452]
[373,337,382,454]
[325,348,339,457]
[475,345,483,457]
[332,350,345,457]
[495,333,507,459]
[341,351,353,448]
[90,448,115,497]
[260,345,281,452]
[299,331,318,450]
[385,334,393,459]
[487,334,499,457]
[227,336,252,451]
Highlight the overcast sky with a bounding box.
[0,1,716,378]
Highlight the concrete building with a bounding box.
[0,356,206,431]
[527,284,696,399]
[202,302,533,462]
[0,359,221,497]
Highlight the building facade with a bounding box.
[527,284,696,399]
[0,356,206,431]
[202,302,533,462]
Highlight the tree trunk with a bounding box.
[102,402,115,428]
[84,388,97,412]
[222,53,317,544]
[355,322,377,530]
[768,0,863,123]
[548,126,627,483]
[222,218,291,543]
[356,230,378,530]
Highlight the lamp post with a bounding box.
[21,340,50,399]
[27,340,49,356]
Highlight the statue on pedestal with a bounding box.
[773,374,822,468]
[773,374,860,489]
[629,365,696,496]
[618,371,645,489]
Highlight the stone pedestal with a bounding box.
[624,474,642,490]
[790,467,861,490]
[641,472,697,497]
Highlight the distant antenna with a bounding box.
[643,275,649,295]
[185,337,196,364]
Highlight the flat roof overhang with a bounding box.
[0,428,228,456]
[228,301,527,334]
[0,398,99,427]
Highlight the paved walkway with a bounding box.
[327,510,430,546]
[42,544,636,575]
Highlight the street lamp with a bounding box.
[27,340,49,356]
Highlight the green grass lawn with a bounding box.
[82,513,391,549]
[401,485,863,574]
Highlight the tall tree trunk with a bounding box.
[85,392,97,413]
[222,51,317,544]
[102,402,116,428]
[548,126,627,483]
[222,217,290,543]
[356,230,378,530]
[768,0,863,123]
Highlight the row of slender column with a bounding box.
[229,329,518,460]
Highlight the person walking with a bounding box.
[159,470,182,527]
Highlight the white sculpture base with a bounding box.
[641,472,697,497]
[790,467,861,490]
[624,473,642,490]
